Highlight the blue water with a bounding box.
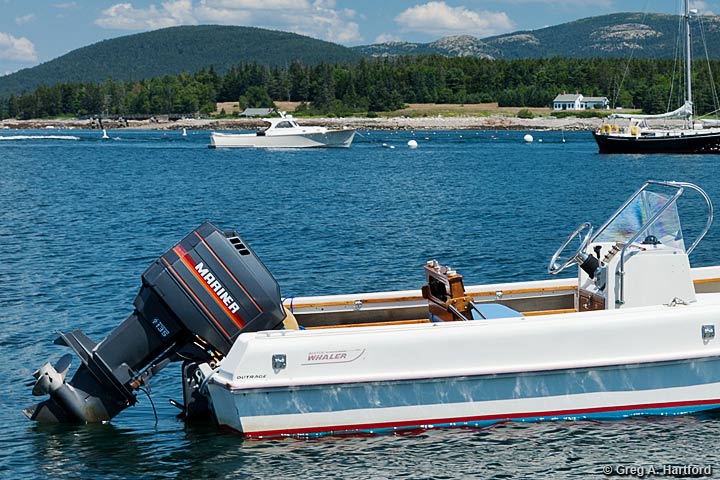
[3,128,720,478]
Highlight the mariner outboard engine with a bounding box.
[24,222,287,423]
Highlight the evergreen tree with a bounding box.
[240,85,275,108]
[3,55,718,118]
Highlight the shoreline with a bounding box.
[0,115,604,131]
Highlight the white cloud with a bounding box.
[396,1,514,37]
[196,0,360,41]
[192,5,251,23]
[690,1,713,14]
[501,0,612,5]
[0,32,37,62]
[303,13,360,43]
[95,0,197,30]
[201,0,310,9]
[15,14,36,25]
[96,0,362,43]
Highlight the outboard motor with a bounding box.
[24,222,287,423]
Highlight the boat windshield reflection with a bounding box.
[594,190,685,252]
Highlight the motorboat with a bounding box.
[209,112,355,148]
[24,181,720,438]
[593,0,720,154]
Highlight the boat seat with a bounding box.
[282,307,300,330]
[423,260,524,322]
[469,303,524,320]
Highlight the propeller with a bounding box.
[26,354,72,396]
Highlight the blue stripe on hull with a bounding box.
[231,356,720,418]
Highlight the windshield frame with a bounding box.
[590,180,712,256]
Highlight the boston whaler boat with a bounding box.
[594,0,720,154]
[209,111,355,148]
[25,181,720,437]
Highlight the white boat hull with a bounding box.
[207,277,720,437]
[211,365,720,437]
[209,129,355,148]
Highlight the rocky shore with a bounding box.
[0,115,604,131]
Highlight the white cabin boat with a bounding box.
[209,113,355,149]
[25,181,720,439]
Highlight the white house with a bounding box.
[553,93,583,110]
[552,94,609,110]
[583,96,610,110]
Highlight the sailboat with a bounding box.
[593,0,720,154]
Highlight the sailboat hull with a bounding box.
[594,130,720,154]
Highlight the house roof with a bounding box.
[584,97,609,102]
[553,94,582,102]
[240,108,275,117]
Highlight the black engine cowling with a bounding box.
[25,222,286,423]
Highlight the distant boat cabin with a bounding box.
[553,94,609,111]
[240,108,275,117]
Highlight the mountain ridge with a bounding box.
[4,12,720,98]
[353,12,720,60]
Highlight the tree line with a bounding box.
[2,55,720,119]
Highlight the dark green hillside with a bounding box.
[8,56,720,120]
[0,25,360,97]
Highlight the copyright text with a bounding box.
[602,464,712,477]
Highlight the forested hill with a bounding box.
[354,13,720,60]
[0,25,360,98]
[5,12,720,100]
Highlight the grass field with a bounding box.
[270,102,555,118]
[383,103,552,117]
[276,102,552,117]
[217,101,629,118]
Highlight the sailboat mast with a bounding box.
[685,0,693,120]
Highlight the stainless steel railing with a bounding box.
[590,181,713,305]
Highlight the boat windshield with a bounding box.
[594,190,685,252]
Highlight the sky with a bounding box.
[0,0,716,76]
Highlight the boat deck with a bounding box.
[287,266,720,329]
